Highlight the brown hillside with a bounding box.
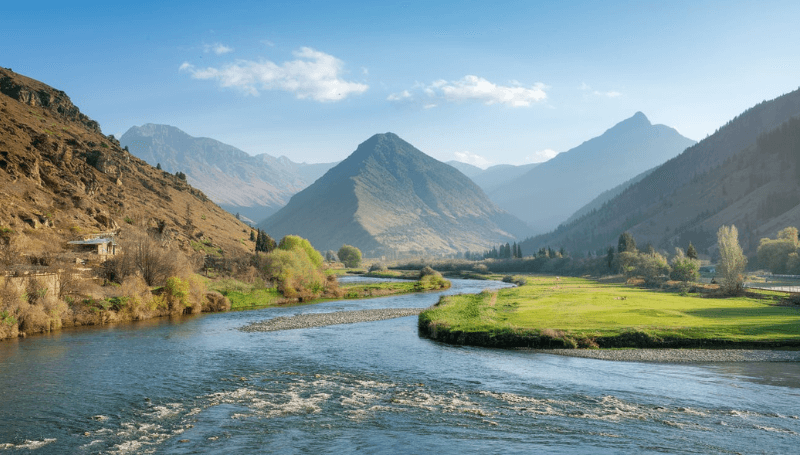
[0,67,252,261]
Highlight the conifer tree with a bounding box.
[687,242,698,259]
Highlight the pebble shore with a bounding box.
[240,308,423,332]
[523,348,800,363]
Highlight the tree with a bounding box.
[717,225,747,295]
[249,230,256,242]
[156,163,162,170]
[255,230,276,253]
[687,242,698,260]
[618,232,637,254]
[338,244,362,268]
[670,248,699,282]
[606,247,615,270]
[757,227,799,274]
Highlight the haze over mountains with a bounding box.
[260,133,528,257]
[120,125,336,224]
[447,161,540,194]
[523,87,800,257]
[490,112,696,234]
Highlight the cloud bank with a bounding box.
[180,47,368,102]
[389,75,547,107]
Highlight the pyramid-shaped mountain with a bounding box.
[259,133,528,257]
[489,112,695,234]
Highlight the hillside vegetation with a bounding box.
[524,88,800,257]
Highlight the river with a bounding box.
[1,277,799,454]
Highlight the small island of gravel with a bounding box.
[241,308,423,332]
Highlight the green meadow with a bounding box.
[420,276,800,347]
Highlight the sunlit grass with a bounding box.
[422,275,800,342]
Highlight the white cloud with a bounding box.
[454,151,492,169]
[390,75,547,107]
[203,43,234,55]
[524,148,560,163]
[387,90,411,101]
[579,82,591,91]
[180,47,368,102]
[594,90,622,98]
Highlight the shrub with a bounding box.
[369,262,388,272]
[163,276,190,313]
[279,235,324,268]
[263,248,325,299]
[338,244,362,268]
[670,255,699,282]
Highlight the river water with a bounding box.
[1,278,799,454]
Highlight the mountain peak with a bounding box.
[610,111,651,132]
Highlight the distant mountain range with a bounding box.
[489,112,696,234]
[260,133,529,257]
[523,88,800,257]
[120,125,336,224]
[447,161,540,194]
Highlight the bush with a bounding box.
[670,256,699,282]
[263,247,325,300]
[338,244,362,268]
[369,262,388,272]
[279,235,324,268]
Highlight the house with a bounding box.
[68,233,119,257]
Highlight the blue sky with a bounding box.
[3,1,799,167]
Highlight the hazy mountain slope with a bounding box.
[472,163,540,194]
[564,166,657,224]
[0,67,251,257]
[120,125,336,223]
[260,133,529,257]
[522,87,800,256]
[489,112,695,234]
[446,160,483,178]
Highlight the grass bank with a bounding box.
[211,274,450,311]
[419,275,800,349]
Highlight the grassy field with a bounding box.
[420,275,800,348]
[208,275,449,311]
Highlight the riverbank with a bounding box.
[419,275,800,351]
[522,348,800,362]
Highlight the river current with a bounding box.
[1,278,799,454]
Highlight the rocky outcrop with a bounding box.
[0,67,101,133]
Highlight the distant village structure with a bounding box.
[68,232,119,257]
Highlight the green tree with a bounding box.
[279,235,323,268]
[606,247,615,270]
[255,230,276,253]
[618,232,637,254]
[670,248,699,282]
[687,242,698,260]
[337,244,362,268]
[717,225,747,295]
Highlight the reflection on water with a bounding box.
[1,278,798,454]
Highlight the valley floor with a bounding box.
[419,275,800,352]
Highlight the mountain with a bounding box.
[563,166,657,225]
[0,67,251,257]
[120,125,337,224]
[471,163,540,194]
[522,87,800,257]
[446,160,483,178]
[260,133,529,257]
[489,112,696,234]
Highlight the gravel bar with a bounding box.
[241,308,423,332]
[522,348,800,363]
